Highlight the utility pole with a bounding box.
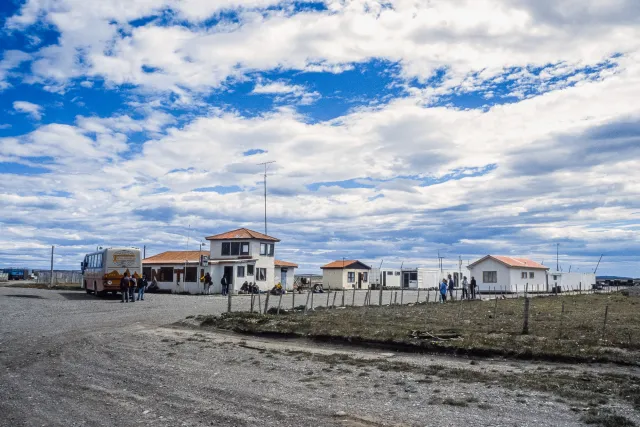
[143,245,146,259]
[556,243,559,271]
[49,246,54,288]
[437,251,445,272]
[186,224,191,250]
[257,161,276,235]
[594,254,603,274]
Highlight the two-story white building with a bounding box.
[205,227,296,294]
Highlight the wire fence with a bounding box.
[35,271,83,285]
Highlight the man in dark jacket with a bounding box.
[121,273,130,303]
[470,277,477,299]
[220,275,228,296]
[137,274,148,301]
[204,272,212,294]
[448,274,455,300]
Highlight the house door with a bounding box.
[403,272,410,288]
[280,268,287,289]
[382,271,387,287]
[224,266,233,291]
[357,273,363,289]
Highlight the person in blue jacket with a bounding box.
[439,279,448,303]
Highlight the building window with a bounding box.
[230,242,240,256]
[386,271,393,275]
[256,268,267,281]
[185,267,197,282]
[143,266,152,279]
[247,265,254,276]
[553,275,558,280]
[159,267,174,282]
[521,272,527,279]
[395,271,401,276]
[410,272,418,281]
[237,266,245,278]
[260,243,275,256]
[241,243,250,255]
[483,271,497,283]
[529,272,534,279]
[363,272,368,282]
[221,242,230,256]
[347,272,355,283]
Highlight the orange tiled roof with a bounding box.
[321,260,370,269]
[205,227,280,242]
[143,251,208,265]
[469,255,549,270]
[275,260,298,268]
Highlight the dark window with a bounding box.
[410,272,417,281]
[247,265,254,276]
[529,272,534,279]
[395,271,401,276]
[260,243,267,255]
[553,275,558,280]
[185,267,197,282]
[347,272,355,283]
[268,244,274,256]
[230,242,240,256]
[241,243,250,255]
[256,268,266,281]
[221,242,230,256]
[483,271,497,283]
[237,266,245,277]
[521,272,527,279]
[363,272,368,282]
[159,267,174,282]
[387,271,393,275]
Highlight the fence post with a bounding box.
[311,291,314,311]
[427,290,430,303]
[277,292,283,315]
[342,289,345,307]
[417,287,420,303]
[304,291,311,314]
[258,292,263,314]
[525,283,528,299]
[379,284,383,306]
[250,293,255,313]
[352,287,356,307]
[492,294,498,331]
[292,290,295,311]
[49,245,54,288]
[522,298,530,335]
[332,291,337,308]
[400,287,404,306]
[263,292,270,314]
[602,305,609,340]
[579,282,582,295]
[227,286,232,313]
[326,291,331,308]
[394,292,398,304]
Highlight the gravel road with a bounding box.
[1,287,638,427]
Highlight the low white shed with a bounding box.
[468,255,549,293]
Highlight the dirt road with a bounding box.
[1,287,638,426]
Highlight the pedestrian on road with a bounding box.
[137,274,148,301]
[447,274,455,300]
[461,276,469,300]
[439,279,448,303]
[221,275,228,296]
[128,274,136,302]
[470,276,477,299]
[204,272,212,294]
[121,273,130,303]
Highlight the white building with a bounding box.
[467,255,549,293]
[371,267,468,289]
[547,271,596,292]
[142,250,209,294]
[275,260,298,291]
[321,260,371,290]
[205,227,297,294]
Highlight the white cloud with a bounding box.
[13,101,43,120]
[252,80,321,105]
[0,50,31,91]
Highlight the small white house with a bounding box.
[142,250,209,294]
[467,255,549,293]
[547,271,596,292]
[275,260,298,291]
[321,260,371,290]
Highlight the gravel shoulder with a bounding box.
[1,287,639,427]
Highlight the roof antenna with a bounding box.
[258,161,276,235]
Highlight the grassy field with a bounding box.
[195,293,640,364]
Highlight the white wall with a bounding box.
[468,258,511,293]
[275,266,296,290]
[547,272,595,292]
[509,268,548,293]
[322,268,370,289]
[145,263,204,294]
[208,239,276,292]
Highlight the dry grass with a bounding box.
[197,293,640,364]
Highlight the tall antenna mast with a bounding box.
[257,161,276,234]
[556,243,560,271]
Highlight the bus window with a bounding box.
[97,253,102,268]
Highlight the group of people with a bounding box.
[439,274,478,302]
[120,272,149,303]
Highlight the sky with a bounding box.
[0,0,639,276]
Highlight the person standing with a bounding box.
[447,274,455,300]
[204,272,212,294]
[439,278,448,303]
[137,274,148,301]
[121,273,130,303]
[220,275,228,296]
[462,276,469,300]
[470,276,477,300]
[128,274,137,302]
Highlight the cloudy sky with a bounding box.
[1,0,639,276]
